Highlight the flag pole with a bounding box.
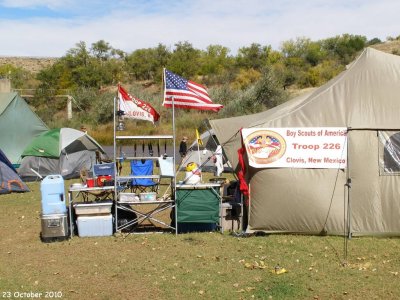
[196,129,202,181]
[166,67,178,235]
[172,95,178,235]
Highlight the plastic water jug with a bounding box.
[40,175,67,215]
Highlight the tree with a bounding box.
[66,41,90,67]
[167,41,201,78]
[367,38,382,46]
[236,43,271,70]
[91,40,112,61]
[125,43,170,81]
[231,68,261,90]
[253,66,288,108]
[200,44,231,75]
[321,34,367,64]
[126,48,157,80]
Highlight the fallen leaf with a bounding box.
[272,268,287,275]
[245,262,253,269]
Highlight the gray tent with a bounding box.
[0,92,48,165]
[180,130,233,172]
[180,130,219,172]
[211,48,400,236]
[18,128,106,181]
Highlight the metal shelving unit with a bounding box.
[113,97,177,234]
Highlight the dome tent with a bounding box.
[0,148,29,194]
[0,92,48,166]
[18,128,106,181]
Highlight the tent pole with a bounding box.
[346,128,352,240]
[343,127,352,264]
[113,96,118,232]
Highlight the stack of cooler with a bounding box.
[40,175,68,241]
[74,201,113,237]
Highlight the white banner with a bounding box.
[242,127,347,169]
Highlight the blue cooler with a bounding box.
[40,175,67,215]
[40,175,68,242]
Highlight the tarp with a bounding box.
[0,92,48,165]
[0,148,29,194]
[210,48,400,236]
[18,128,106,181]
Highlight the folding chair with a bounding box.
[93,162,115,179]
[93,162,130,191]
[130,160,159,193]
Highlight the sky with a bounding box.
[0,0,399,57]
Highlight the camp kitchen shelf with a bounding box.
[115,135,174,140]
[114,135,174,161]
[113,98,177,234]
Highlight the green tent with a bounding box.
[19,128,106,181]
[0,92,48,165]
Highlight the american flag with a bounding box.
[163,69,223,112]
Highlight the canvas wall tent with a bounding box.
[0,92,48,165]
[18,128,106,181]
[0,148,29,194]
[210,48,400,236]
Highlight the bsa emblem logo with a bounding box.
[245,130,286,164]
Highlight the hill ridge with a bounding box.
[0,56,58,73]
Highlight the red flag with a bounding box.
[118,85,160,123]
[163,69,223,112]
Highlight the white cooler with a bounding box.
[77,214,113,237]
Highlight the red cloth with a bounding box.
[237,129,249,197]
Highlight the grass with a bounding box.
[1,177,400,299]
